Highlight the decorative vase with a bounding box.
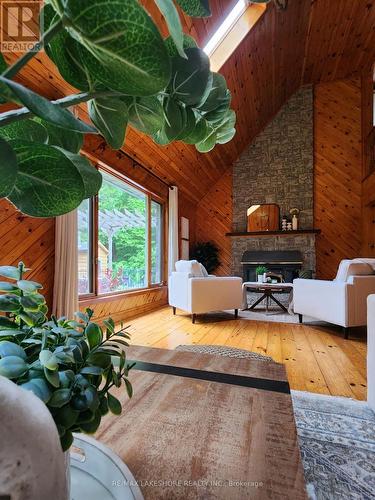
[292,214,298,230]
[263,273,267,283]
[0,376,68,500]
[257,275,263,283]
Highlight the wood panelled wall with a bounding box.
[80,287,168,324]
[195,169,232,276]
[196,77,371,280]
[0,200,55,308]
[361,70,375,257]
[314,78,363,279]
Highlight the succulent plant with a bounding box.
[0,262,133,451]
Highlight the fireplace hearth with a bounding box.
[241,250,303,283]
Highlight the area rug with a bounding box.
[291,390,375,499]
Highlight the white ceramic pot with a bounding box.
[257,275,263,283]
[0,376,68,500]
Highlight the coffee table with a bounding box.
[96,345,307,499]
[243,281,293,313]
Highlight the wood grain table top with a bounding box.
[96,345,307,499]
[243,282,294,289]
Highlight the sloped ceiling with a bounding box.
[3,0,375,204]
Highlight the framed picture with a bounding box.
[180,217,189,259]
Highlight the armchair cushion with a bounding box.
[175,259,204,277]
[335,259,374,282]
[367,294,375,410]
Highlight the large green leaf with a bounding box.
[0,295,20,312]
[85,322,103,350]
[17,280,43,292]
[8,141,86,217]
[63,0,171,95]
[170,48,211,105]
[155,0,185,58]
[198,72,227,113]
[57,149,102,199]
[0,77,97,134]
[0,282,19,292]
[214,109,236,144]
[88,98,128,150]
[0,54,15,104]
[42,4,93,91]
[21,378,51,403]
[0,340,26,359]
[183,117,208,144]
[0,119,48,144]
[163,98,186,141]
[0,138,18,197]
[107,392,122,415]
[0,316,18,328]
[0,355,28,378]
[35,118,83,153]
[0,266,21,280]
[175,0,211,17]
[216,127,236,144]
[39,349,58,370]
[152,128,171,146]
[203,89,231,124]
[127,96,165,135]
[195,124,216,153]
[175,107,196,140]
[165,34,197,58]
[48,388,72,408]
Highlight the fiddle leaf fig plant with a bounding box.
[0,262,133,451]
[0,0,276,218]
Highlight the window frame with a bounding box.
[78,165,166,301]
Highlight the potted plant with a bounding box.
[190,241,220,274]
[0,262,133,452]
[255,266,268,283]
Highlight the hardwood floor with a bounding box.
[123,306,368,400]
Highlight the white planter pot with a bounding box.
[257,275,263,283]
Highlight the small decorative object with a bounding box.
[287,221,292,231]
[281,215,288,231]
[290,208,300,231]
[190,241,220,274]
[256,266,268,283]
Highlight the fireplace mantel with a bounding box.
[226,229,321,237]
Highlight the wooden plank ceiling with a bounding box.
[2,0,375,204]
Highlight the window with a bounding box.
[77,168,165,297]
[77,198,93,295]
[151,200,163,284]
[203,1,266,72]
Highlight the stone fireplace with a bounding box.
[230,86,316,277]
[241,250,303,283]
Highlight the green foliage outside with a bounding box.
[98,180,147,272]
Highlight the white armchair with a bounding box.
[294,259,375,338]
[367,294,375,412]
[168,260,242,323]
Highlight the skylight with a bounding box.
[203,0,248,56]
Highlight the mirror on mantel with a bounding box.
[247,204,280,232]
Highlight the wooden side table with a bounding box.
[243,282,293,313]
